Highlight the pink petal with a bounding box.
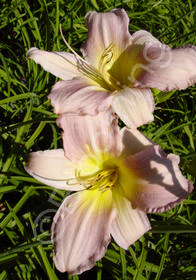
[57,110,121,162]
[27,47,80,80]
[112,87,154,128]
[108,42,145,87]
[25,149,84,191]
[107,30,160,87]
[120,127,153,158]
[134,43,196,91]
[80,9,132,68]
[48,77,113,115]
[131,145,194,213]
[132,30,161,45]
[111,190,151,249]
[51,189,116,275]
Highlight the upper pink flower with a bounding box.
[27,9,196,128]
[25,111,193,275]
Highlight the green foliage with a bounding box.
[0,0,195,279]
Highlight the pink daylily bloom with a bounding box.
[27,9,196,128]
[25,111,193,275]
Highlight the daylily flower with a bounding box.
[25,111,193,275]
[27,9,196,128]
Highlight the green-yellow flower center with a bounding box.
[73,151,139,199]
[60,28,146,93]
[76,166,118,193]
[78,43,145,92]
[77,44,121,92]
[59,29,126,92]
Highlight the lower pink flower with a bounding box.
[25,110,193,275]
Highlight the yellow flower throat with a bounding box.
[76,166,119,193]
[77,43,122,92]
[59,27,123,92]
[71,151,139,199]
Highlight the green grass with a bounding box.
[0,0,196,279]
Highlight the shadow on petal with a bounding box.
[131,145,193,213]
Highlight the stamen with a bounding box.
[98,43,123,91]
[74,165,118,192]
[66,178,82,186]
[76,169,101,184]
[77,60,111,90]
[59,25,116,91]
[54,52,77,67]
[98,43,115,73]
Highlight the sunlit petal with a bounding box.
[111,190,151,249]
[25,149,84,191]
[132,30,161,45]
[81,9,132,68]
[131,145,194,213]
[27,47,80,80]
[48,77,112,115]
[134,43,196,91]
[51,189,116,275]
[57,110,121,162]
[112,87,154,128]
